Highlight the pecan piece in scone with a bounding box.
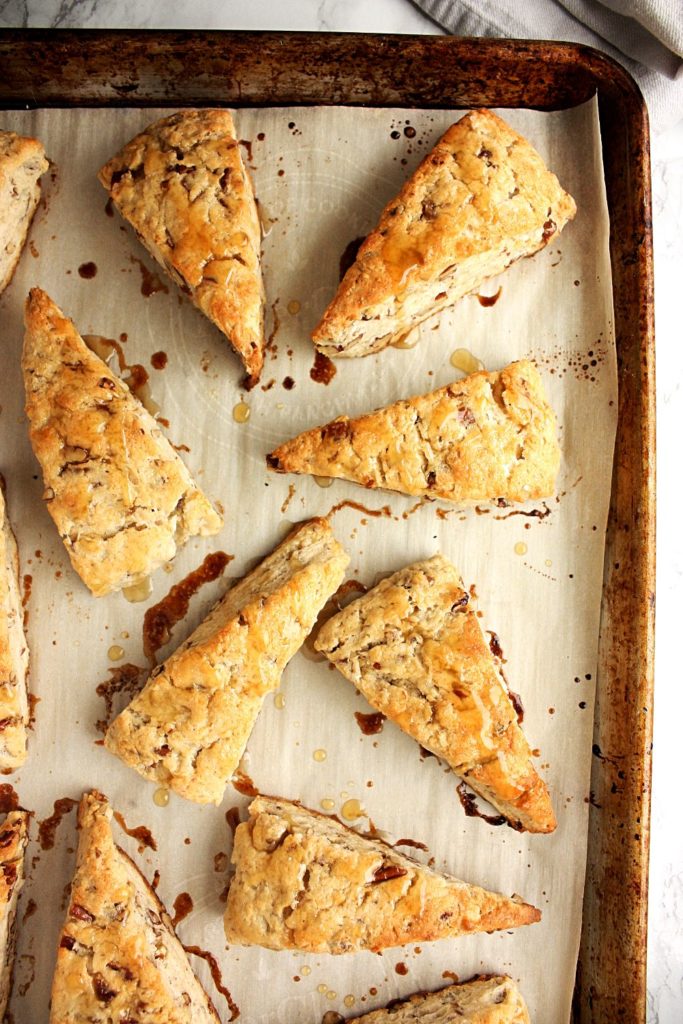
[315,554,555,833]
[224,795,540,953]
[0,130,49,295]
[22,289,222,597]
[50,791,220,1023]
[99,109,265,382]
[0,485,29,770]
[105,518,348,804]
[267,360,560,505]
[312,108,575,359]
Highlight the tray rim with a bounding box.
[0,29,655,1024]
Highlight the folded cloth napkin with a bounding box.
[411,0,683,132]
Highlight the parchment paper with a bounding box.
[0,100,616,1024]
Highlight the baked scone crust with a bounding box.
[0,486,29,770]
[98,109,265,382]
[22,288,222,597]
[224,795,540,953]
[312,108,576,358]
[345,975,530,1024]
[105,518,349,804]
[49,791,220,1024]
[268,360,560,504]
[0,130,48,295]
[315,555,555,833]
[0,810,29,1020]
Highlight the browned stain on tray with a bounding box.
[142,551,233,664]
[310,350,337,385]
[113,810,157,853]
[129,255,168,297]
[77,261,97,279]
[477,285,502,306]
[150,350,168,370]
[95,663,146,734]
[184,944,240,1020]
[355,711,386,735]
[38,797,78,850]
[171,890,194,926]
[27,693,40,730]
[394,836,429,853]
[327,499,392,520]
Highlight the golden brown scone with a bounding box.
[49,791,220,1023]
[0,130,48,295]
[105,519,349,804]
[0,485,29,770]
[315,555,555,833]
[98,109,265,382]
[0,810,29,1020]
[344,975,530,1024]
[224,796,540,953]
[268,360,559,505]
[312,108,576,358]
[22,289,222,598]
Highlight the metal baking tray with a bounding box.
[0,30,655,1024]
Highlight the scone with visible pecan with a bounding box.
[0,810,29,1020]
[105,519,348,804]
[343,976,530,1024]
[50,791,220,1023]
[313,108,575,358]
[22,289,222,598]
[99,109,265,382]
[315,555,555,833]
[224,795,540,953]
[268,360,559,505]
[0,130,48,294]
[0,485,29,770]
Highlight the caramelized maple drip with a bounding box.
[142,552,233,664]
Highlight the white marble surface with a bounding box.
[0,0,681,1020]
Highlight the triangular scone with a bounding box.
[50,791,219,1024]
[224,796,540,953]
[0,811,29,1019]
[98,109,265,382]
[312,108,576,358]
[0,130,48,295]
[315,556,555,833]
[23,289,222,597]
[105,519,349,804]
[268,360,559,504]
[346,976,530,1024]
[0,486,29,770]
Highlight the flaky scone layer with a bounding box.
[105,519,349,804]
[0,130,48,295]
[313,108,576,358]
[50,792,219,1023]
[22,289,222,597]
[99,109,265,381]
[268,360,560,504]
[0,487,29,770]
[346,975,530,1024]
[224,795,540,953]
[316,555,555,833]
[0,810,29,1020]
